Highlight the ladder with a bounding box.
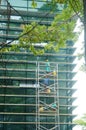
[36,61,60,130]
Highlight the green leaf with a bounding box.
[31,1,37,8]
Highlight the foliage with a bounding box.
[17,6,76,55]
[74,114,86,130]
[31,0,37,8]
[38,1,62,12]
[31,0,83,14]
[80,64,86,72]
[1,0,83,55]
[18,0,83,55]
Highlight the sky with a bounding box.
[73,20,86,130]
[73,25,86,117]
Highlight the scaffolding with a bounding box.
[36,62,59,130]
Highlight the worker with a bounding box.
[45,88,51,93]
[42,75,51,93]
[45,59,51,73]
[39,106,44,112]
[43,75,50,88]
[52,70,57,77]
[51,103,58,111]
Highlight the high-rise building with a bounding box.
[0,0,77,130]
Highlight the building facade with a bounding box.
[0,0,77,130]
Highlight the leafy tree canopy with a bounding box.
[1,0,83,55]
[18,5,78,55]
[74,114,86,130]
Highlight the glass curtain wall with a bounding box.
[0,0,76,130]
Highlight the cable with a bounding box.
[0,11,52,50]
[0,12,77,51]
[5,0,25,23]
[0,0,68,50]
[0,0,78,67]
[6,1,11,37]
[0,0,27,92]
[0,0,83,51]
[0,1,55,90]
[0,0,27,77]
